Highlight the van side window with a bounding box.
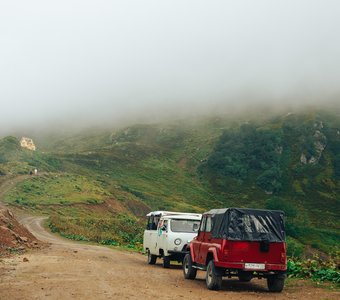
[206,216,212,232]
[146,216,152,230]
[153,216,160,230]
[200,216,207,232]
[146,215,160,230]
[162,220,168,232]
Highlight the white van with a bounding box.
[143,211,202,268]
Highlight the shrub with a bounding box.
[286,237,304,258]
[287,255,340,283]
[204,124,283,192]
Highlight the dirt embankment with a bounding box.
[0,208,42,256]
[0,176,44,256]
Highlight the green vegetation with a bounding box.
[48,208,144,249]
[4,173,107,206]
[200,112,340,254]
[288,254,340,285]
[0,136,22,163]
[0,136,63,175]
[0,109,339,259]
[204,124,283,192]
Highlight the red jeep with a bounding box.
[183,208,287,292]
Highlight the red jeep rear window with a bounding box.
[210,208,285,242]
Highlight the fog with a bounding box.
[1,1,340,135]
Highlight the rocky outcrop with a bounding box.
[300,125,327,165]
[20,137,36,151]
[0,208,41,256]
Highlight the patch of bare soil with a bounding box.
[0,208,43,256]
[0,216,338,300]
[0,176,44,257]
[178,157,187,169]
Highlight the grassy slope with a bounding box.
[1,110,339,255]
[200,111,340,254]
[4,173,108,205]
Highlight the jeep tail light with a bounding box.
[281,251,286,263]
[222,240,229,257]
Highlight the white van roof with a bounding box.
[146,211,201,218]
[163,214,202,220]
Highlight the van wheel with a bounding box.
[267,275,285,292]
[163,256,171,268]
[147,250,157,265]
[206,260,222,290]
[183,254,197,279]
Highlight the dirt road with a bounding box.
[0,216,338,300]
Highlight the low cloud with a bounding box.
[1,1,340,135]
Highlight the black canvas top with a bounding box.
[205,208,285,242]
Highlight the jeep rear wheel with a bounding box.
[163,256,170,268]
[206,260,222,290]
[147,250,157,265]
[267,275,285,292]
[183,254,197,280]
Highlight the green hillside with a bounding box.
[0,136,62,175]
[1,109,339,256]
[200,111,340,254]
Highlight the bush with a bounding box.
[265,197,297,218]
[204,124,283,192]
[334,154,340,178]
[287,255,340,283]
[100,239,119,246]
[48,213,144,249]
[286,237,304,258]
[256,167,282,193]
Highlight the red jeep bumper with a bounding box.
[214,261,287,272]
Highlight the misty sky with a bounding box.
[1,1,340,133]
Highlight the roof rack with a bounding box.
[146,211,201,218]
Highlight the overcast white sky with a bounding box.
[0,0,340,133]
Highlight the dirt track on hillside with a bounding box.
[0,175,29,202]
[0,216,338,300]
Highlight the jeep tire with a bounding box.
[267,275,285,292]
[206,260,222,290]
[147,250,157,265]
[183,253,197,279]
[163,256,171,268]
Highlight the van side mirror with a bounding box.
[161,225,167,231]
[193,223,199,232]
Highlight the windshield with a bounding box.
[170,219,200,233]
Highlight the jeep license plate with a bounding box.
[244,263,265,270]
